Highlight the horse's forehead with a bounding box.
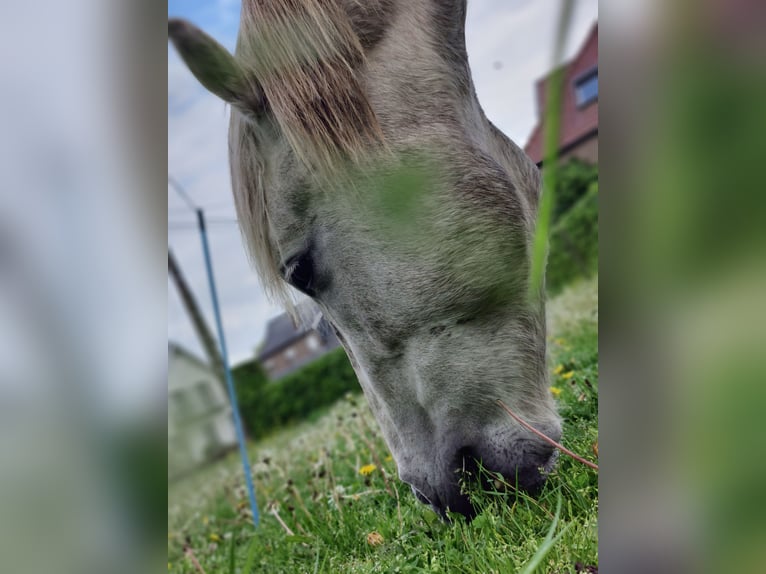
[267,142,528,230]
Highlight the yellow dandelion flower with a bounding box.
[202,516,209,526]
[366,531,384,546]
[168,563,172,570]
[553,364,564,375]
[555,338,566,345]
[209,533,220,543]
[359,464,377,476]
[561,371,575,379]
[384,455,393,462]
[550,386,562,397]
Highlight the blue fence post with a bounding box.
[197,208,260,527]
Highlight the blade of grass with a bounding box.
[184,545,208,574]
[228,534,236,574]
[528,0,576,300]
[518,494,573,574]
[269,504,296,536]
[242,535,259,573]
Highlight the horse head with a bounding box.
[169,0,561,518]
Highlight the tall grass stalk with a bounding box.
[528,0,576,300]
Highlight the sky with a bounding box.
[168,0,598,366]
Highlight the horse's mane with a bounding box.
[229,0,387,312]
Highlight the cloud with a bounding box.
[467,0,598,145]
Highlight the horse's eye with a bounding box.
[281,250,316,296]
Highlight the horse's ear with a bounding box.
[168,18,247,106]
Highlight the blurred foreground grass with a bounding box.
[168,277,599,573]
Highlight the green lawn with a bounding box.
[168,277,598,573]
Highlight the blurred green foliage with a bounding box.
[230,358,268,428]
[552,160,598,222]
[233,348,359,439]
[547,180,598,294]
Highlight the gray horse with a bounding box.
[169,0,561,518]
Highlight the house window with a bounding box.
[306,333,320,351]
[574,69,598,107]
[285,347,296,360]
[264,358,275,371]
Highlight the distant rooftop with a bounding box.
[257,301,326,361]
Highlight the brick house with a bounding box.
[257,307,341,380]
[525,23,598,166]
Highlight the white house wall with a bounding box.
[168,349,238,477]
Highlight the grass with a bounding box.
[168,277,598,573]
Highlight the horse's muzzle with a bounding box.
[406,440,559,520]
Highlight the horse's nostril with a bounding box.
[511,449,558,493]
[456,446,480,474]
[407,443,559,519]
[451,441,559,496]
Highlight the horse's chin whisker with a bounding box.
[497,399,599,472]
